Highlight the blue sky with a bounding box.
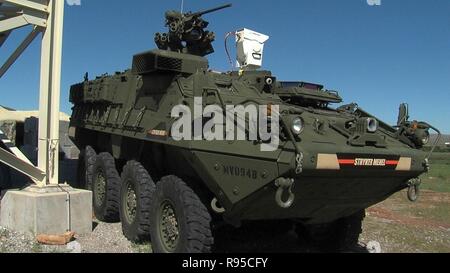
[1,0,449,133]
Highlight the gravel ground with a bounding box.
[0,221,145,253]
[0,226,67,253]
[76,221,136,253]
[0,221,369,253]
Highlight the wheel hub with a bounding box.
[94,171,106,204]
[125,182,137,222]
[159,201,179,251]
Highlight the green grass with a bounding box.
[428,153,450,165]
[421,153,450,193]
[425,203,450,224]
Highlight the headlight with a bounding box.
[412,129,430,147]
[367,118,378,133]
[292,117,304,135]
[421,130,430,145]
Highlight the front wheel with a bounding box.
[149,176,213,253]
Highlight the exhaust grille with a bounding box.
[132,49,208,75]
[157,56,182,71]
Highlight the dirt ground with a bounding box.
[361,191,450,253]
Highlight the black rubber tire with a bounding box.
[120,161,156,243]
[92,152,121,222]
[150,176,213,253]
[76,146,96,190]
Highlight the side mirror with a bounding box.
[397,103,409,126]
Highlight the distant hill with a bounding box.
[429,134,450,147]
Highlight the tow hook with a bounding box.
[275,178,295,209]
[423,158,430,172]
[407,178,422,202]
[211,198,226,214]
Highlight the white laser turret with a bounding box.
[235,28,269,71]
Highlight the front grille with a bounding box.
[356,118,368,135]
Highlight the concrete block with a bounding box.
[0,185,92,236]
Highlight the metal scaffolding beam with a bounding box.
[0,26,39,77]
[0,31,11,46]
[0,0,48,13]
[38,0,64,185]
[0,0,64,186]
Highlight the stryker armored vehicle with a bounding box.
[69,4,440,253]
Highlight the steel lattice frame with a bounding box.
[0,0,64,186]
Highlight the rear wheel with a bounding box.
[92,152,121,222]
[150,176,213,253]
[76,146,96,190]
[120,161,156,243]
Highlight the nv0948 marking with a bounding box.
[223,165,258,180]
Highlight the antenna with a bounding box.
[181,0,185,13]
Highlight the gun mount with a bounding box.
[154,3,232,57]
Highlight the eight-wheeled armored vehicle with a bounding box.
[69,4,440,253]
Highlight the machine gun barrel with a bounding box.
[188,3,232,18]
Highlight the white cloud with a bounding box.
[367,0,381,6]
[66,0,81,6]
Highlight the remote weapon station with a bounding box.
[69,4,440,252]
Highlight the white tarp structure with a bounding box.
[0,0,65,186]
